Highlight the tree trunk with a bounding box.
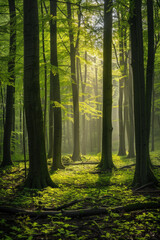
[50,0,64,171]
[99,0,114,170]
[127,49,135,158]
[146,0,155,163]
[81,51,87,155]
[130,0,157,187]
[151,86,155,151]
[67,1,80,161]
[1,0,16,167]
[40,1,48,152]
[23,0,56,189]
[118,14,126,156]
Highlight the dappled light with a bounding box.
[0,0,160,239]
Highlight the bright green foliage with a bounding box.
[0,152,160,239]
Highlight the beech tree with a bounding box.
[1,0,16,167]
[23,0,56,188]
[99,0,114,170]
[130,0,157,187]
[50,0,64,171]
[67,0,81,161]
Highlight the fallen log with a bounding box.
[118,164,135,170]
[0,202,160,218]
[43,199,85,211]
[64,162,99,166]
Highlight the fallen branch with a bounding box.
[0,202,160,218]
[43,199,84,211]
[118,164,135,170]
[64,162,99,166]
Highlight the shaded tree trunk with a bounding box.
[1,0,16,167]
[151,85,155,152]
[40,1,48,152]
[146,0,155,163]
[130,0,157,187]
[23,0,56,189]
[99,0,114,170]
[50,0,64,171]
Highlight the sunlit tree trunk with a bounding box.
[123,31,130,153]
[130,0,157,187]
[81,51,87,155]
[127,49,135,158]
[67,0,80,161]
[118,13,126,156]
[50,0,64,171]
[1,0,16,167]
[23,0,56,189]
[99,0,114,170]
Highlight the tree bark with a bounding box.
[118,13,126,156]
[127,49,135,158]
[40,1,48,152]
[23,0,56,189]
[130,0,157,187]
[67,0,80,161]
[81,51,87,155]
[146,0,155,163]
[151,86,155,151]
[50,0,64,171]
[1,0,16,167]
[99,0,114,170]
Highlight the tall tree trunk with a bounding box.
[50,0,64,171]
[130,0,157,187]
[1,0,16,167]
[81,51,87,155]
[40,1,48,151]
[123,31,130,152]
[127,49,135,158]
[23,0,56,189]
[151,85,155,151]
[118,13,126,156]
[67,1,80,161]
[146,0,155,164]
[99,0,114,170]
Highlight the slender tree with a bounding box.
[67,0,81,161]
[99,0,114,170]
[1,0,16,167]
[81,51,87,155]
[23,0,56,188]
[130,0,157,187]
[40,1,48,150]
[117,12,126,156]
[50,0,64,171]
[127,49,135,157]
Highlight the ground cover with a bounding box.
[0,152,160,240]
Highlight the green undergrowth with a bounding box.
[0,152,160,239]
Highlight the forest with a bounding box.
[0,0,160,239]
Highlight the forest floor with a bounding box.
[0,152,160,240]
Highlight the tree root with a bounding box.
[133,182,155,192]
[1,202,160,218]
